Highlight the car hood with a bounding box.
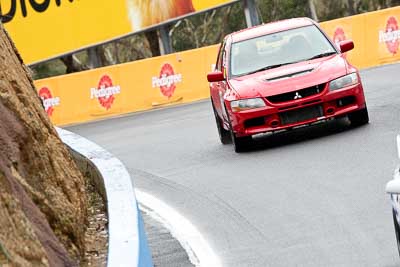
[228,55,349,99]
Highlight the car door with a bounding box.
[211,40,229,122]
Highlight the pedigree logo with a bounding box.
[39,87,60,117]
[379,16,400,55]
[152,63,182,98]
[333,27,347,58]
[90,75,121,110]
[0,0,74,23]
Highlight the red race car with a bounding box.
[207,17,368,152]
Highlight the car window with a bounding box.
[230,25,336,77]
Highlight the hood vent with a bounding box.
[263,68,314,82]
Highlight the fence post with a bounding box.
[158,25,173,55]
[88,47,101,69]
[308,0,319,22]
[243,0,261,27]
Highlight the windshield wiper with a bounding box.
[242,62,295,76]
[237,52,337,77]
[306,52,337,61]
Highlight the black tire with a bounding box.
[221,102,252,153]
[393,209,400,257]
[348,107,369,126]
[212,101,231,144]
[230,130,252,153]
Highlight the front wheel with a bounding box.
[231,130,252,153]
[212,102,231,144]
[222,103,252,152]
[393,209,400,257]
[348,107,369,126]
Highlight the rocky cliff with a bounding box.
[0,23,87,266]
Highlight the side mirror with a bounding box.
[207,71,225,82]
[386,176,400,194]
[339,40,354,53]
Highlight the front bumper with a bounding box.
[390,168,400,226]
[387,135,400,225]
[227,83,366,137]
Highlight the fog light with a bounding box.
[270,119,280,128]
[326,107,335,115]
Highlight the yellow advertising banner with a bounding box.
[1,0,237,64]
[34,6,400,126]
[34,45,220,125]
[320,14,367,68]
[320,6,400,69]
[364,7,400,66]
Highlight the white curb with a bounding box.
[56,127,153,267]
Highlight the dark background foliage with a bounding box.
[30,0,400,79]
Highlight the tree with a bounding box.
[170,2,246,51]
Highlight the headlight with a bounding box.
[230,98,266,112]
[329,73,359,91]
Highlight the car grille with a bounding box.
[266,84,325,103]
[279,105,323,125]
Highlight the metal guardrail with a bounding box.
[56,127,153,267]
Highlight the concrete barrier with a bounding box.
[56,127,153,267]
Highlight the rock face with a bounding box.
[0,23,87,266]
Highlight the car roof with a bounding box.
[230,17,315,43]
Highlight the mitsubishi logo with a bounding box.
[294,92,302,100]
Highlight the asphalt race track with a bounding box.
[68,63,400,267]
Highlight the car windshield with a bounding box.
[230,25,337,77]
